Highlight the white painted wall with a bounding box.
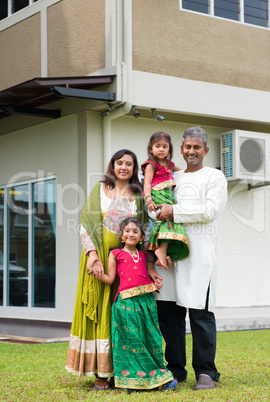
[217,183,270,307]
[0,114,89,322]
[109,116,222,170]
[109,115,270,309]
[1,111,269,323]
[132,71,270,124]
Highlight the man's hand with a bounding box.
[156,204,173,222]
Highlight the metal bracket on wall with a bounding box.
[248,182,270,190]
[51,86,115,101]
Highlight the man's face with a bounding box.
[181,137,209,168]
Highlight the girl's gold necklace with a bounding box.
[124,247,139,263]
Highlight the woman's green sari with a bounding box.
[65,182,148,377]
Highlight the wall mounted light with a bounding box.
[151,108,165,122]
[101,103,112,117]
[132,105,140,118]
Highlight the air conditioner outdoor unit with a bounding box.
[221,130,270,182]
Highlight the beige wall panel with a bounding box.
[0,14,41,91]
[47,0,105,76]
[133,0,270,91]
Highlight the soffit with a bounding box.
[0,75,115,120]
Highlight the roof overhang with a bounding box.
[0,75,115,120]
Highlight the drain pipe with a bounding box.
[102,0,133,172]
[103,99,132,172]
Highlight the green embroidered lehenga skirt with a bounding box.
[111,292,173,390]
[147,187,190,261]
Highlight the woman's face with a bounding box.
[114,154,134,181]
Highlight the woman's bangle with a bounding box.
[87,267,93,275]
[144,195,152,201]
[88,250,97,257]
[146,200,154,206]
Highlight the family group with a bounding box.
[65,126,227,393]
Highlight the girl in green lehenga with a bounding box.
[97,217,178,392]
[65,150,149,391]
[142,132,190,270]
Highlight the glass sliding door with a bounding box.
[33,180,56,307]
[0,178,56,309]
[8,185,29,307]
[0,189,4,306]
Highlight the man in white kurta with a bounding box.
[155,127,227,390]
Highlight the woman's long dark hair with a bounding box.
[101,149,142,193]
[147,131,173,167]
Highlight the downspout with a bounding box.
[103,0,133,172]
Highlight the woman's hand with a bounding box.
[87,251,104,279]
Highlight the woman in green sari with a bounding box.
[65,149,149,390]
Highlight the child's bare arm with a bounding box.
[172,165,182,172]
[144,164,156,211]
[99,252,117,285]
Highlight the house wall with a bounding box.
[0,0,269,324]
[47,0,105,76]
[0,112,269,321]
[0,0,105,91]
[0,14,41,90]
[0,111,103,322]
[132,0,270,92]
[109,116,270,309]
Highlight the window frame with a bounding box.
[179,0,270,30]
[0,175,56,309]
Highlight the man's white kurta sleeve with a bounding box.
[173,169,227,224]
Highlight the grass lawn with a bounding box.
[0,329,269,401]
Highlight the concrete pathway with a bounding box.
[0,306,269,343]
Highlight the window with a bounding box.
[0,0,8,20]
[32,180,56,308]
[0,0,39,21]
[8,184,29,307]
[245,0,268,27]
[182,0,209,15]
[180,0,270,28]
[0,190,4,306]
[0,178,56,308]
[215,0,239,21]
